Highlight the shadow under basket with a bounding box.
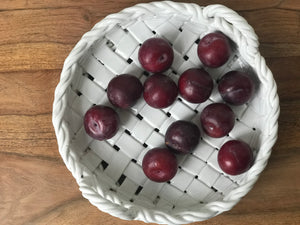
[52,1,279,224]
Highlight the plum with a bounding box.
[84,105,119,141]
[142,147,178,182]
[200,103,235,138]
[143,73,178,108]
[165,120,200,154]
[138,37,174,73]
[197,32,231,68]
[218,71,255,105]
[107,74,143,109]
[178,68,213,103]
[218,140,254,175]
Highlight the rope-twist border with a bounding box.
[52,1,280,224]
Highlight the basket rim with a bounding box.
[52,1,280,224]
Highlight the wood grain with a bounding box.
[279,0,300,10]
[0,8,93,45]
[0,0,286,11]
[0,154,80,225]
[0,114,58,159]
[240,9,300,43]
[0,1,299,225]
[0,70,59,114]
[0,43,72,72]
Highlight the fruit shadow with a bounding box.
[231,125,262,159]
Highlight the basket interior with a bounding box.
[63,13,268,212]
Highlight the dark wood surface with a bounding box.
[1,1,299,224]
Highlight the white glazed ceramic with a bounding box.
[52,1,279,224]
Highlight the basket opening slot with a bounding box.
[100,160,109,170]
[135,186,143,195]
[116,174,126,186]
[136,113,143,120]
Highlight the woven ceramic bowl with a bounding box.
[52,1,279,224]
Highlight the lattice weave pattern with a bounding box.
[52,2,279,224]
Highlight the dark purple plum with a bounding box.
[218,140,254,175]
[84,105,119,141]
[142,147,178,182]
[143,73,178,109]
[107,74,143,109]
[178,68,213,103]
[200,103,235,138]
[165,120,200,154]
[218,71,255,105]
[138,37,174,73]
[197,32,231,68]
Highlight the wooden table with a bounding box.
[1,1,299,224]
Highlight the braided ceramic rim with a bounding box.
[52,1,280,224]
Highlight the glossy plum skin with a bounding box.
[197,32,231,68]
[178,68,214,103]
[218,140,254,175]
[218,71,255,105]
[84,105,119,141]
[143,73,178,108]
[142,147,178,182]
[200,103,235,138]
[138,38,174,73]
[165,120,200,154]
[107,74,143,109]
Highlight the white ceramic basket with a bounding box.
[52,1,279,224]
